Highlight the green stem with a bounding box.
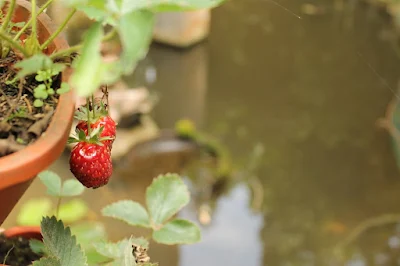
[40,9,77,50]
[31,0,37,39]
[2,0,16,31]
[49,28,117,59]
[87,97,92,135]
[0,30,28,56]
[55,196,62,219]
[91,94,95,119]
[13,0,54,41]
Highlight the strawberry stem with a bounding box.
[91,94,95,120]
[86,97,92,136]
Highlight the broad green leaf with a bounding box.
[102,200,150,228]
[57,82,70,94]
[117,10,154,75]
[17,198,52,226]
[152,219,200,245]
[146,173,190,226]
[14,54,52,79]
[30,239,46,254]
[32,257,61,266]
[85,249,110,265]
[70,22,105,97]
[40,216,88,266]
[38,171,62,196]
[61,179,85,196]
[57,199,89,224]
[70,222,107,249]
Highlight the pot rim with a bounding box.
[0,226,42,266]
[0,0,75,188]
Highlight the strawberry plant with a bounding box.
[14,170,199,265]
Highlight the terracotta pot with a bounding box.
[0,226,42,266]
[0,0,75,225]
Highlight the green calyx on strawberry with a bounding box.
[74,102,116,148]
[68,123,112,146]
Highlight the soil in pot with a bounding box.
[0,233,42,265]
[0,50,72,158]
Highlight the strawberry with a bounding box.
[69,141,113,188]
[76,116,116,148]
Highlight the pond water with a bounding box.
[6,0,400,265]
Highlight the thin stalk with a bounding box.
[55,196,62,219]
[31,0,37,39]
[0,30,28,56]
[49,29,117,59]
[2,0,16,31]
[13,0,54,41]
[40,9,77,50]
[91,94,95,119]
[86,97,92,135]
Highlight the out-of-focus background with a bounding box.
[8,0,400,265]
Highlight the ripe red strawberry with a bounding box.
[69,142,113,189]
[76,115,116,148]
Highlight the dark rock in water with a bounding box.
[0,234,42,266]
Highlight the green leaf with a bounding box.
[70,22,105,97]
[57,199,88,224]
[146,173,190,227]
[94,238,138,266]
[17,198,52,226]
[61,179,85,196]
[152,219,200,245]
[30,239,46,254]
[40,216,88,266]
[102,200,150,228]
[38,171,62,196]
[32,257,61,266]
[35,71,48,82]
[51,63,66,75]
[117,10,154,75]
[34,99,44,107]
[14,54,53,79]
[57,82,70,94]
[34,84,49,99]
[70,222,107,249]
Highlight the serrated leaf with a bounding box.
[146,173,190,227]
[32,256,61,266]
[102,200,150,228]
[40,216,88,266]
[14,54,53,79]
[38,171,62,196]
[152,219,200,245]
[117,10,154,75]
[70,22,105,97]
[57,82,70,94]
[17,198,52,226]
[61,179,85,196]
[57,199,88,224]
[30,239,46,254]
